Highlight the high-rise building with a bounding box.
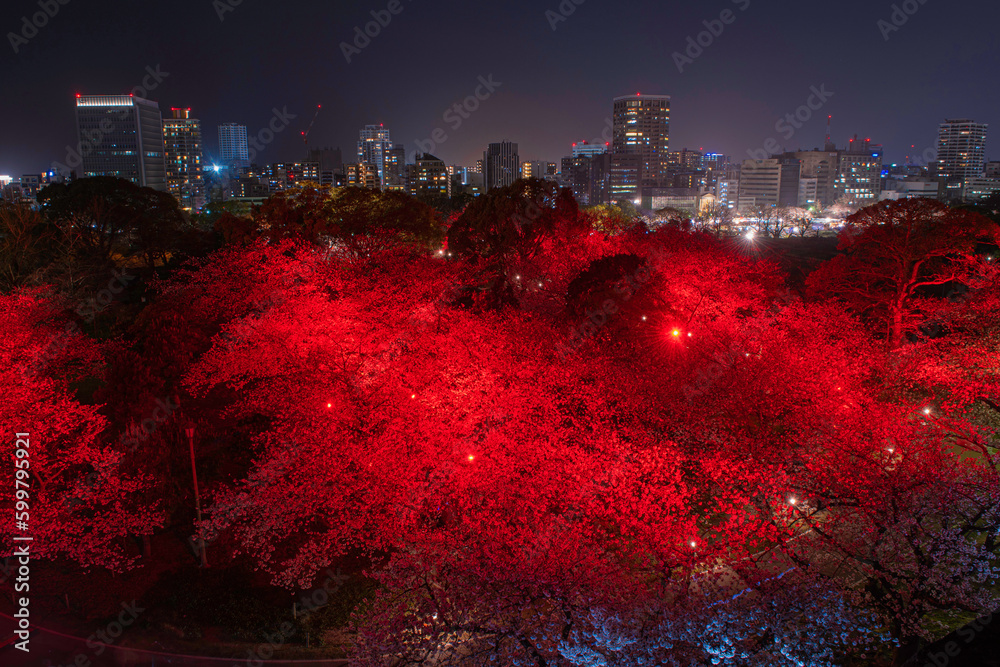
[384,143,408,191]
[788,150,839,209]
[219,123,250,174]
[611,93,671,194]
[667,149,702,173]
[836,137,883,207]
[936,119,988,183]
[701,153,730,188]
[609,154,643,202]
[567,153,610,206]
[75,94,167,191]
[358,124,393,189]
[483,141,520,191]
[411,154,450,199]
[738,158,801,210]
[572,141,609,158]
[163,108,204,211]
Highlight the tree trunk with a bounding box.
[890,301,905,349]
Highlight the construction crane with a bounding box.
[301,104,322,159]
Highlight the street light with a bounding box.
[185,426,208,568]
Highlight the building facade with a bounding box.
[737,158,801,210]
[611,93,671,194]
[411,154,450,198]
[75,94,167,191]
[358,124,393,190]
[218,123,250,175]
[483,141,520,192]
[835,138,883,207]
[936,119,988,183]
[163,108,204,210]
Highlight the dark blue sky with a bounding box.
[2,0,998,175]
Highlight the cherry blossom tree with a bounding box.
[0,289,161,571]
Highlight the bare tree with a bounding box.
[696,201,734,237]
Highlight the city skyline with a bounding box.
[2,0,999,175]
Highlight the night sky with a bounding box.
[3,0,998,176]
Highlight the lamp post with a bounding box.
[185,426,208,568]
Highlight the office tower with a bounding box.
[611,93,671,193]
[384,143,407,191]
[358,124,393,189]
[609,154,643,202]
[667,149,702,172]
[798,178,819,208]
[738,158,801,210]
[411,154,450,198]
[962,178,1000,202]
[701,153,730,188]
[936,119,988,183]
[567,153,610,206]
[572,141,609,158]
[785,151,839,209]
[483,141,520,191]
[835,137,883,207]
[163,108,204,211]
[219,123,250,174]
[75,94,167,191]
